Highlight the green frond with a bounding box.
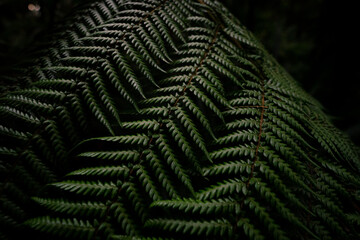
[78,150,140,162]
[67,94,88,130]
[236,217,265,240]
[203,160,252,176]
[266,80,317,105]
[54,106,81,144]
[173,106,210,161]
[265,111,313,150]
[251,178,318,239]
[25,217,95,239]
[186,16,216,28]
[197,178,248,201]
[65,46,107,55]
[108,49,146,98]
[151,14,179,51]
[223,107,261,118]
[168,0,197,24]
[140,106,169,117]
[202,61,227,88]
[216,129,258,145]
[80,36,117,46]
[192,74,231,108]
[158,11,185,44]
[151,198,239,215]
[42,66,87,77]
[0,125,29,141]
[80,81,115,135]
[222,118,259,130]
[110,200,140,236]
[125,180,149,219]
[118,39,157,87]
[100,59,139,111]
[156,134,195,195]
[0,146,17,157]
[144,19,172,59]
[188,84,224,122]
[140,95,175,106]
[181,95,216,138]
[145,149,180,199]
[315,168,352,199]
[51,180,117,198]
[321,161,360,186]
[2,95,54,113]
[83,135,149,146]
[244,198,289,240]
[153,85,183,94]
[122,120,160,131]
[33,197,107,218]
[256,160,314,214]
[165,119,200,171]
[136,25,170,64]
[267,103,312,139]
[127,32,166,73]
[204,58,243,87]
[258,147,315,194]
[313,205,347,237]
[136,165,161,201]
[1,0,359,239]
[90,70,122,126]
[61,56,98,65]
[145,218,233,238]
[67,165,131,178]
[11,88,67,102]
[222,27,259,49]
[210,145,255,160]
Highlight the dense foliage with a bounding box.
[0,0,359,239]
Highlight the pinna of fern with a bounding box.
[0,0,360,239]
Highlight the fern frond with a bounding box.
[80,81,115,135]
[165,119,200,171]
[135,165,161,201]
[151,198,239,215]
[244,197,289,240]
[67,166,131,178]
[156,134,195,195]
[145,218,232,238]
[197,178,248,201]
[33,197,107,218]
[25,217,95,239]
[145,149,179,199]
[173,106,210,161]
[51,180,117,198]
[78,150,140,162]
[1,0,359,239]
[110,200,140,236]
[122,120,160,131]
[83,134,149,146]
[203,160,252,176]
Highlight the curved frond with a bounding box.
[0,0,359,240]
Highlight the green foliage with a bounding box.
[0,0,359,239]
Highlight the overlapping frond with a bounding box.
[0,0,359,239]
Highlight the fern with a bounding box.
[0,0,359,239]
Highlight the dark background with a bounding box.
[0,0,359,145]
